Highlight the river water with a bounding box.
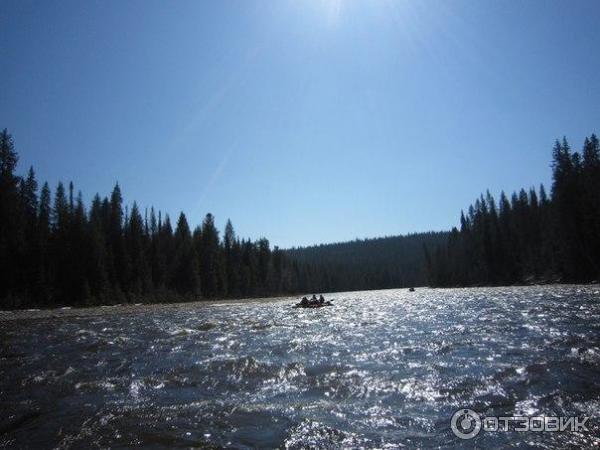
[1,286,599,448]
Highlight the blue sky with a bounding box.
[1,0,599,248]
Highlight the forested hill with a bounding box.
[286,232,449,292]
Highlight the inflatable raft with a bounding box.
[293,300,333,309]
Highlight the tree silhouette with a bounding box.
[425,133,600,286]
[1,128,599,308]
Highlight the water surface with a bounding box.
[1,286,600,448]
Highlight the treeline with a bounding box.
[0,129,325,308]
[286,232,448,291]
[425,134,600,286]
[6,127,596,307]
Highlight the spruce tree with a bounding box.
[200,213,221,297]
[171,212,200,296]
[0,129,22,304]
[224,219,239,296]
[127,202,151,296]
[88,194,109,302]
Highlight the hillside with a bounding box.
[286,231,449,292]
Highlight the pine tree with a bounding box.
[88,194,109,302]
[71,191,90,302]
[153,213,172,293]
[35,182,52,304]
[0,129,23,304]
[19,167,39,299]
[109,183,130,296]
[581,135,600,277]
[171,212,200,296]
[224,219,239,296]
[52,182,72,303]
[257,238,271,292]
[126,202,151,297]
[200,213,221,297]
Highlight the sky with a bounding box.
[1,0,599,248]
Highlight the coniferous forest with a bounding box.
[0,129,326,308]
[425,134,600,286]
[2,129,599,309]
[286,232,448,291]
[0,128,438,309]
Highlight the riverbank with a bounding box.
[0,295,298,322]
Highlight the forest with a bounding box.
[286,232,447,291]
[425,134,600,286]
[2,129,599,308]
[0,129,323,308]
[1,128,437,309]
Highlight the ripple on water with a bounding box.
[1,285,600,448]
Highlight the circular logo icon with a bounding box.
[451,409,482,439]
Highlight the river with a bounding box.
[1,286,599,448]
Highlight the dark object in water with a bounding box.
[293,300,333,309]
[409,287,415,292]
